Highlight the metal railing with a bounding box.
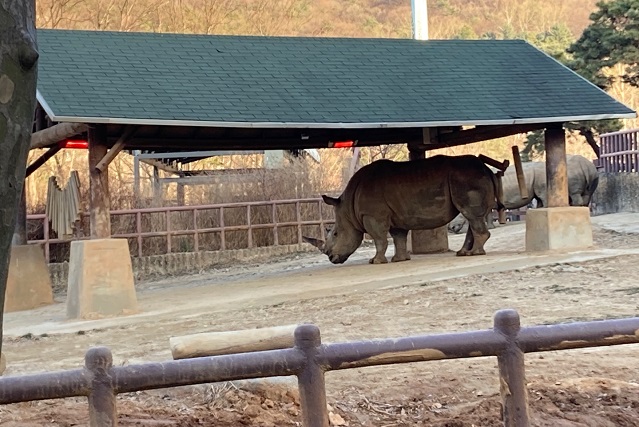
[0,309,637,426]
[598,128,639,173]
[27,198,335,262]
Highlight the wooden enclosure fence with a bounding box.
[0,309,638,426]
[27,197,335,262]
[598,128,639,173]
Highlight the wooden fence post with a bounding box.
[85,347,116,427]
[295,324,329,427]
[494,309,529,427]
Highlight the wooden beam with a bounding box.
[25,145,62,178]
[88,125,111,239]
[95,125,136,172]
[428,124,544,149]
[139,158,180,175]
[30,122,88,149]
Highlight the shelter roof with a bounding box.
[36,29,636,130]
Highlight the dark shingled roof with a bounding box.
[35,29,635,128]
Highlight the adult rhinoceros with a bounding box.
[448,154,599,233]
[303,155,503,265]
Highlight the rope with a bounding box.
[46,171,81,239]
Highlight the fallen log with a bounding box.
[169,324,299,360]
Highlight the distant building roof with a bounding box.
[36,29,635,128]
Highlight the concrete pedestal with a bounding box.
[5,244,54,313]
[67,238,138,319]
[409,227,450,254]
[525,207,593,252]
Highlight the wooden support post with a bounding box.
[545,126,569,207]
[152,166,161,207]
[88,125,111,239]
[133,155,140,206]
[95,125,136,173]
[25,145,62,178]
[176,183,185,205]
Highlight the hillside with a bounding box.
[37,0,599,40]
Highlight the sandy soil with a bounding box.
[2,213,639,426]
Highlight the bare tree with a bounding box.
[0,0,39,360]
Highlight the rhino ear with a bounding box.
[322,195,340,206]
[302,236,325,250]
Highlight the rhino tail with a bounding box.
[490,170,505,211]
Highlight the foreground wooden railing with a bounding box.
[0,309,637,426]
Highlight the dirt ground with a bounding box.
[2,214,639,426]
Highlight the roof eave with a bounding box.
[40,112,638,129]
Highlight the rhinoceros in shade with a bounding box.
[303,155,503,265]
[448,154,599,233]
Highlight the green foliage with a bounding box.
[568,0,639,90]
[533,24,575,61]
[453,25,478,39]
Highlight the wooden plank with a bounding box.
[511,146,528,200]
[169,324,299,360]
[478,154,509,172]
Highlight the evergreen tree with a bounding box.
[521,1,639,160]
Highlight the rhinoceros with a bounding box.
[303,155,503,264]
[448,154,599,233]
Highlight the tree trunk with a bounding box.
[0,0,39,358]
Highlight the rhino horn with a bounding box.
[302,236,325,250]
[321,195,340,206]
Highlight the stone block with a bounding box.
[5,244,54,313]
[525,207,594,252]
[66,238,138,319]
[409,227,450,254]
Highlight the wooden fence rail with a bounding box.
[27,197,335,262]
[0,309,638,426]
[598,128,639,173]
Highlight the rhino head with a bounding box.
[302,195,363,264]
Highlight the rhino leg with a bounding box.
[363,215,389,264]
[570,193,584,206]
[458,226,474,255]
[390,228,410,262]
[457,217,490,256]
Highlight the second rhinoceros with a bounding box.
[448,154,600,234]
[303,155,503,265]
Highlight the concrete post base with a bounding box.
[5,244,54,313]
[409,227,450,254]
[67,238,138,319]
[525,207,594,252]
